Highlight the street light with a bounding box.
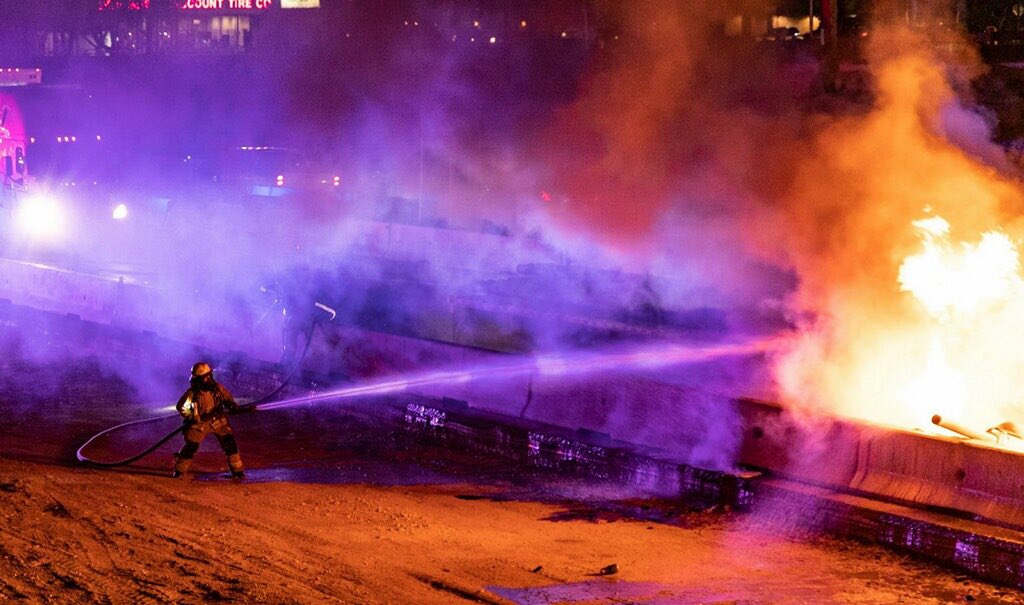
[16,194,65,240]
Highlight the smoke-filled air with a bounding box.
[6,2,1024,445]
[765,27,1024,434]
[9,1,1024,601]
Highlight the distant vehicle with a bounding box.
[798,28,821,42]
[839,14,871,39]
[185,146,343,200]
[763,27,801,42]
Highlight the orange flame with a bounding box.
[770,29,1024,436]
[898,216,1022,317]
[893,215,1024,427]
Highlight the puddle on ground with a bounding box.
[489,580,744,604]
[193,460,465,486]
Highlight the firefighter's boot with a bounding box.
[228,453,244,480]
[172,452,194,478]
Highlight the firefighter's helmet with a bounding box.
[191,362,213,378]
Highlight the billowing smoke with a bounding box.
[2,1,796,469]
[17,1,1024,468]
[762,25,1024,432]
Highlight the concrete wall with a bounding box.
[736,398,1024,530]
[5,256,1024,529]
[0,257,282,361]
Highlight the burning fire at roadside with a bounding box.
[770,29,1024,443]
[520,3,1024,448]
[896,214,1024,430]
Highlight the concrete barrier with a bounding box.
[737,398,862,489]
[850,431,1024,529]
[737,398,1024,530]
[0,258,281,362]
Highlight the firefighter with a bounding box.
[172,362,245,479]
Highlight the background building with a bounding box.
[0,0,330,61]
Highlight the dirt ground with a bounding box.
[1,312,1023,604]
[2,454,1021,605]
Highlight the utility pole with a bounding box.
[821,0,838,47]
[821,0,839,90]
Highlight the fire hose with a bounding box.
[75,314,322,468]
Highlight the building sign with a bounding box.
[179,0,272,9]
[281,0,320,7]
[97,0,150,9]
